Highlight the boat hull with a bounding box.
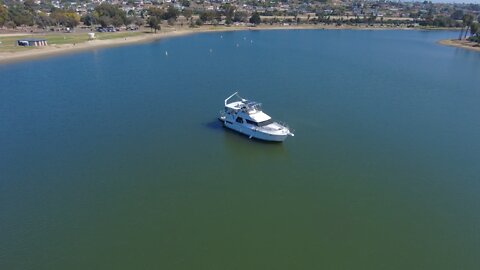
[220,117,288,142]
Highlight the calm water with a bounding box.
[1,30,480,269]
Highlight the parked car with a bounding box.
[127,25,139,30]
[96,26,117,32]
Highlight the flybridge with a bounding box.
[225,92,263,114]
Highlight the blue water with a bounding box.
[1,30,480,269]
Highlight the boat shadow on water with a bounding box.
[203,119,225,132]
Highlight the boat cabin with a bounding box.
[224,100,273,127]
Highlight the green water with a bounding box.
[1,30,480,269]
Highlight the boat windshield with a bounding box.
[258,119,274,127]
[246,101,261,111]
[245,119,274,127]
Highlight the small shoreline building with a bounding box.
[17,39,48,47]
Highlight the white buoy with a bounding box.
[251,40,253,43]
[165,51,168,56]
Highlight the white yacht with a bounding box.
[219,92,294,142]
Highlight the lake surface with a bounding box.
[1,30,480,269]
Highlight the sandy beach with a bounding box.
[1,25,323,64]
[0,25,465,64]
[0,27,233,64]
[438,39,480,52]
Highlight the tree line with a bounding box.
[0,0,81,29]
[459,14,480,44]
[0,1,145,29]
[1,0,479,39]
[0,1,265,32]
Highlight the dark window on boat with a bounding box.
[236,117,243,123]
[258,119,274,127]
[246,119,258,126]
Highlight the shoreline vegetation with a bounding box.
[0,25,476,64]
[1,1,479,63]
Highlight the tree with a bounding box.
[367,14,377,25]
[249,12,261,25]
[140,9,147,19]
[132,16,144,27]
[163,5,179,21]
[214,11,222,22]
[35,12,54,29]
[97,16,112,28]
[8,4,34,26]
[470,22,479,42]
[432,16,456,28]
[112,16,126,27]
[81,13,97,26]
[0,5,8,27]
[182,9,193,21]
[200,11,215,23]
[424,13,434,26]
[51,9,80,28]
[470,22,479,34]
[62,12,80,28]
[23,0,37,13]
[222,3,235,22]
[94,3,127,27]
[148,16,160,33]
[462,14,474,39]
[233,11,248,23]
[147,7,164,30]
[5,20,15,29]
[148,7,164,20]
[450,10,464,20]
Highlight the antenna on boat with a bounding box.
[225,91,239,106]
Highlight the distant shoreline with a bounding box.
[0,27,222,64]
[438,39,480,52]
[0,25,463,64]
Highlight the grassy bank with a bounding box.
[0,32,144,53]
